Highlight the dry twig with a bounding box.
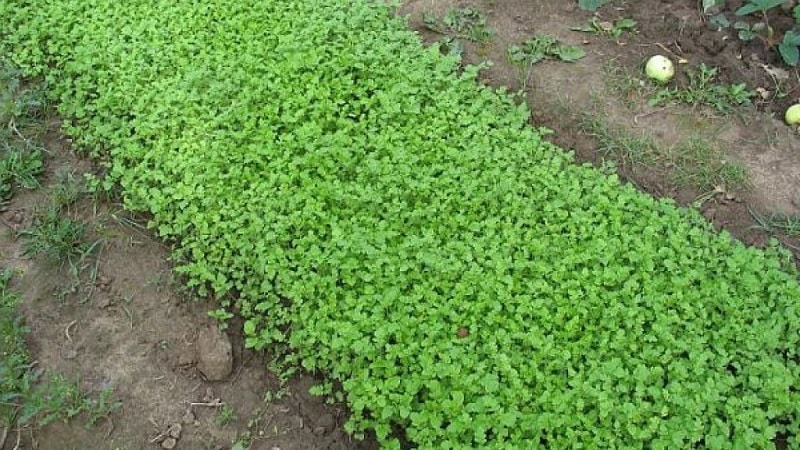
[65,320,77,342]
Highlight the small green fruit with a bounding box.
[785,104,800,126]
[645,55,674,83]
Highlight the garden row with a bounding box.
[2,0,800,448]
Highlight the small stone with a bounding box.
[196,324,233,381]
[161,437,177,449]
[95,296,111,309]
[63,347,78,360]
[287,415,304,430]
[5,210,25,228]
[202,387,216,403]
[168,423,182,439]
[181,409,196,424]
[178,347,196,366]
[316,413,335,430]
[96,275,112,292]
[312,412,335,435]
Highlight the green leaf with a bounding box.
[615,18,637,30]
[735,0,785,16]
[557,45,586,61]
[243,319,256,335]
[709,14,731,29]
[783,29,800,46]
[778,42,799,66]
[735,3,760,15]
[578,0,611,11]
[702,0,726,13]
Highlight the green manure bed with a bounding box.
[2,1,799,447]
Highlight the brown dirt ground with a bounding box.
[2,1,800,449]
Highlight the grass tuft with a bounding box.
[648,63,755,113]
[749,207,800,236]
[580,114,659,167]
[422,7,494,43]
[20,208,100,271]
[669,136,750,191]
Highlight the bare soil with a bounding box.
[2,1,799,449]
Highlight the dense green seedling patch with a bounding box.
[3,1,800,448]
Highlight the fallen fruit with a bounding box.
[645,55,674,83]
[785,104,800,126]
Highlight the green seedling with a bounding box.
[734,19,770,41]
[669,137,750,191]
[208,307,234,330]
[735,0,785,17]
[0,145,43,203]
[580,114,659,168]
[581,116,749,192]
[0,267,28,437]
[649,63,754,113]
[572,17,637,38]
[1,63,46,123]
[437,37,464,59]
[701,0,726,14]
[1,60,49,149]
[707,1,799,66]
[230,406,268,450]
[82,387,122,428]
[18,374,120,429]
[508,35,585,89]
[723,19,799,66]
[20,207,100,272]
[50,170,84,210]
[0,60,46,205]
[779,29,800,66]
[423,7,493,43]
[603,62,658,108]
[749,207,800,236]
[216,405,236,426]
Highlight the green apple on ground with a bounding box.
[786,104,800,125]
[645,55,674,83]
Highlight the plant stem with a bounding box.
[0,425,9,450]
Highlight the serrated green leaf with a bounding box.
[557,45,586,61]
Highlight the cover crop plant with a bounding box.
[3,1,800,448]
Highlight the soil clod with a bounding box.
[196,324,233,381]
[181,409,196,424]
